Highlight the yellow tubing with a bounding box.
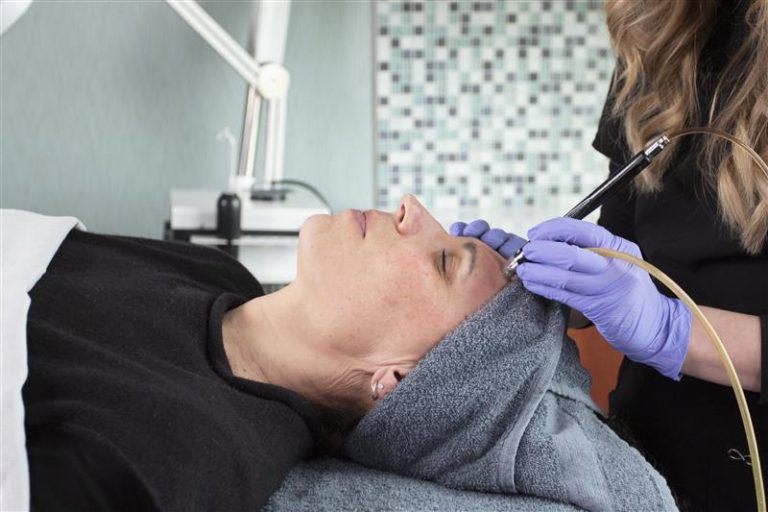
[668,128,768,181]
[587,247,765,512]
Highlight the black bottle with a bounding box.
[216,192,241,258]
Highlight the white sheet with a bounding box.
[1,209,83,512]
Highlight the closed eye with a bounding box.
[441,249,447,276]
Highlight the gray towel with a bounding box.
[265,457,584,512]
[344,280,677,511]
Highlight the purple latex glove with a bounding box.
[449,220,527,259]
[517,217,692,380]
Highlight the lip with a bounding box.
[352,209,367,237]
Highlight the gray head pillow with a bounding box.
[344,279,677,511]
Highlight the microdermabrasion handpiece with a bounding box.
[503,135,670,279]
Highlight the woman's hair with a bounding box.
[308,377,369,455]
[604,0,768,254]
[308,401,364,455]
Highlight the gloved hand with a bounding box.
[449,220,527,259]
[516,217,692,380]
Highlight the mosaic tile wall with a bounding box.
[375,0,616,231]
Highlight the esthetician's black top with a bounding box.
[592,2,767,511]
[23,229,315,511]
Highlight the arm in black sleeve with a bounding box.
[27,425,159,512]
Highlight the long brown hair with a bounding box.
[605,0,768,254]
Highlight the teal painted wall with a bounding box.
[0,0,373,238]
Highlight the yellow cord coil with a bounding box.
[587,247,765,512]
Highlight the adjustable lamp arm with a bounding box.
[0,0,33,36]
[164,0,289,100]
[165,0,291,188]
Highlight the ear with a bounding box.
[369,364,414,401]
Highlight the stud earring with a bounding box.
[371,382,379,400]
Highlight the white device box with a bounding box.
[167,186,330,285]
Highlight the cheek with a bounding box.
[446,273,507,326]
[297,215,351,279]
[366,248,439,304]
[351,252,447,343]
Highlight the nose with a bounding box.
[396,194,440,236]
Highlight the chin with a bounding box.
[298,214,333,246]
[296,214,336,279]
[300,212,332,232]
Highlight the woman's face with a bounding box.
[296,194,508,369]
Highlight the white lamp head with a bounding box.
[0,0,32,36]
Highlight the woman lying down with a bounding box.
[23,194,676,511]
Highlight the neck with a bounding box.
[221,284,367,407]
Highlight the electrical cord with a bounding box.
[589,247,766,512]
[271,179,333,213]
[591,127,768,511]
[667,127,768,180]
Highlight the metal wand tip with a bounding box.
[503,261,519,280]
[503,251,525,280]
